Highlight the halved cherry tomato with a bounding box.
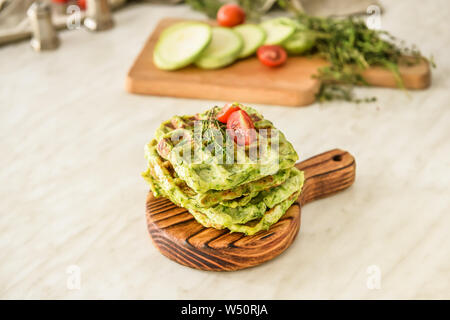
[217,4,246,27]
[257,45,287,67]
[216,103,241,123]
[226,110,256,145]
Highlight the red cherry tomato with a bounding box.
[216,103,241,123]
[257,45,287,67]
[217,4,246,27]
[226,110,256,145]
[77,0,86,10]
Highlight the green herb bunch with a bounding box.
[294,14,432,102]
[185,0,223,18]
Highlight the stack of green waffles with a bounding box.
[142,105,304,235]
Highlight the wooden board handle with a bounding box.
[295,149,356,206]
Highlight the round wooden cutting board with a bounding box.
[146,149,356,271]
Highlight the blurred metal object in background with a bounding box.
[84,0,114,31]
[0,0,34,45]
[27,0,59,50]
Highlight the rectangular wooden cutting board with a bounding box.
[126,18,431,107]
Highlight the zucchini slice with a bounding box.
[283,30,316,54]
[153,22,212,70]
[195,27,243,69]
[233,24,266,58]
[260,17,296,45]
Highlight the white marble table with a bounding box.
[1,1,449,299]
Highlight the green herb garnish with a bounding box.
[200,107,227,159]
[293,14,431,102]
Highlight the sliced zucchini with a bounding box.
[260,17,296,45]
[233,24,266,58]
[283,30,316,54]
[153,50,175,70]
[153,22,212,70]
[195,27,243,69]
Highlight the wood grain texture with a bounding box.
[126,18,431,107]
[146,149,356,271]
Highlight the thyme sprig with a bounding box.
[293,14,430,102]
